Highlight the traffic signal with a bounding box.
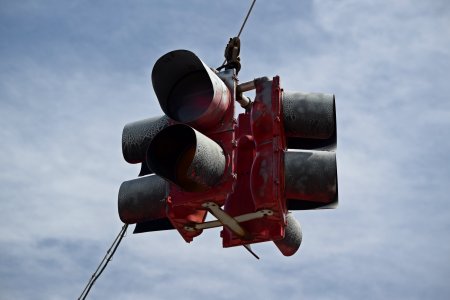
[221,76,337,256]
[119,116,174,233]
[118,49,338,257]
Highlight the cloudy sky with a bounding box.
[1,0,450,299]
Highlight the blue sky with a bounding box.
[1,0,450,299]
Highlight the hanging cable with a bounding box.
[237,0,256,38]
[78,224,128,300]
[218,0,257,69]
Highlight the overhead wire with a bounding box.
[237,0,256,38]
[220,0,257,67]
[78,224,128,300]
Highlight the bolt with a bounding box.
[184,226,195,232]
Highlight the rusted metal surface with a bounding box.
[147,124,226,192]
[283,91,336,150]
[250,77,284,208]
[283,92,335,139]
[121,115,170,164]
[282,89,338,210]
[118,174,168,224]
[152,50,231,130]
[222,119,257,246]
[222,76,288,249]
[274,212,302,256]
[284,150,337,206]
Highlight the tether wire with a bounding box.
[220,0,257,66]
[237,0,256,38]
[78,224,128,300]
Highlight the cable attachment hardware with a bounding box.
[218,36,241,74]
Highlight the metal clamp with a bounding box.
[184,202,273,239]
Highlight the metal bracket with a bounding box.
[184,202,273,237]
[217,37,241,74]
[183,202,271,260]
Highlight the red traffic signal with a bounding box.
[152,49,232,130]
[118,49,338,257]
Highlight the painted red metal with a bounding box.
[163,76,290,246]
[222,76,288,247]
[163,88,236,242]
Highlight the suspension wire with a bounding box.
[220,0,257,66]
[237,0,256,38]
[78,224,128,300]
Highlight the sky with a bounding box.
[1,0,450,299]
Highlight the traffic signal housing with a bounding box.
[118,49,338,257]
